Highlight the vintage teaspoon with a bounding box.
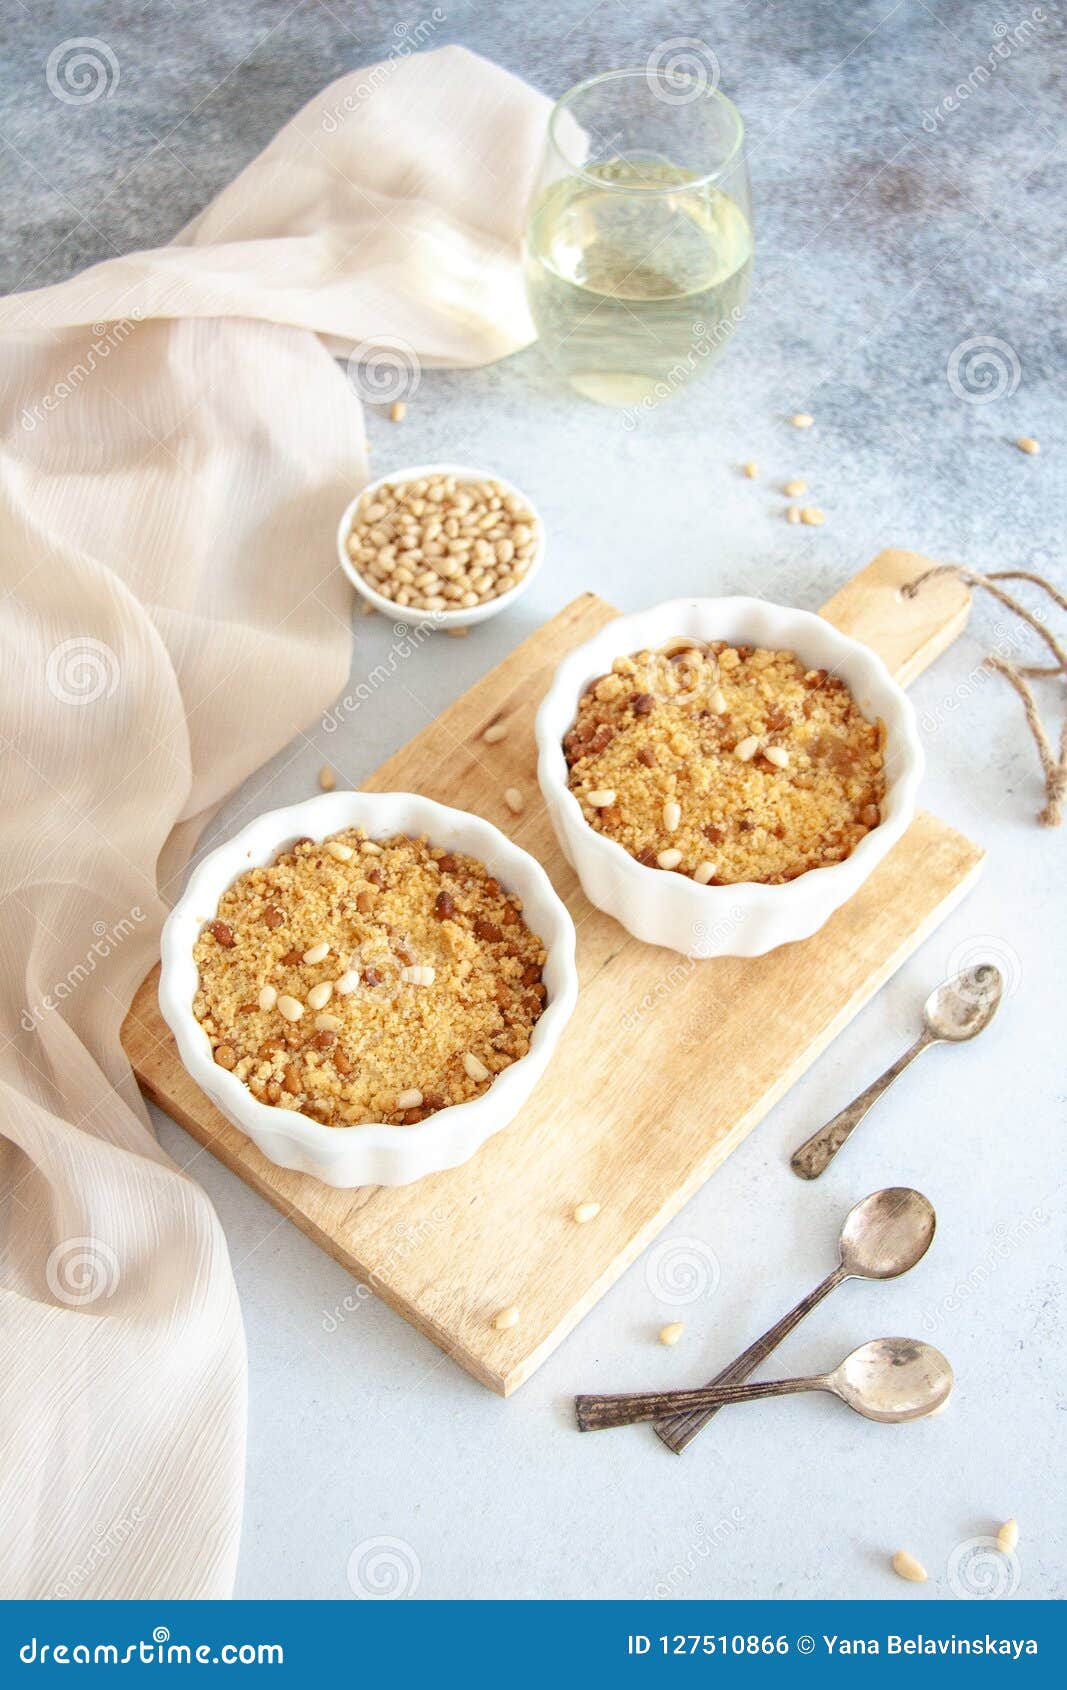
[577,1338,952,1432]
[791,964,1003,1180]
[654,1186,935,1454]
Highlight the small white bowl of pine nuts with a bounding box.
[337,463,544,627]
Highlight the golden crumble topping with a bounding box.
[564,641,886,885]
[192,831,547,1127]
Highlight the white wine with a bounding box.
[524,158,753,407]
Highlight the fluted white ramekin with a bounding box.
[159,792,577,1187]
[535,598,923,958]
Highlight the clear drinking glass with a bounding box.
[523,67,752,407]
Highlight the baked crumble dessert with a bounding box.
[193,831,547,1127]
[564,640,886,885]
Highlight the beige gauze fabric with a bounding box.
[0,47,550,1598]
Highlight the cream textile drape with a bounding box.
[0,47,550,1599]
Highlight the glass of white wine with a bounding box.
[524,66,753,407]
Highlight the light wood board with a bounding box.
[122,549,983,1395]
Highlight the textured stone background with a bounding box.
[3,1,1063,1600]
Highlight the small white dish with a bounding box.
[336,462,545,628]
[535,597,923,959]
[159,792,578,1188]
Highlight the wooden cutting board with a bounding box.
[122,549,982,1395]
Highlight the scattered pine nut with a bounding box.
[710,687,728,714]
[743,460,758,479]
[395,1087,422,1109]
[445,625,469,637]
[400,965,435,986]
[277,994,304,1022]
[314,1011,342,1032]
[326,840,354,862]
[764,745,790,769]
[319,765,336,791]
[587,789,616,808]
[360,840,383,854]
[307,981,333,1011]
[303,941,330,965]
[786,506,802,524]
[360,599,377,617]
[790,412,814,428]
[997,1519,1019,1554]
[389,400,407,422]
[258,984,277,1011]
[493,1304,520,1331]
[800,506,826,526]
[657,847,683,870]
[891,1550,927,1584]
[463,1051,490,1082]
[734,734,760,762]
[483,722,508,743]
[784,477,807,496]
[659,1322,684,1346]
[503,787,524,814]
[573,1202,601,1224]
[694,860,717,885]
[1015,436,1039,454]
[662,799,681,832]
[334,970,360,995]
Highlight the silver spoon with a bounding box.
[791,964,1003,1180]
[653,1186,935,1453]
[577,1338,953,1432]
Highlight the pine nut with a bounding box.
[587,789,616,808]
[258,984,278,1011]
[891,1550,927,1583]
[493,1305,520,1331]
[503,787,524,814]
[734,735,760,761]
[463,1051,490,1081]
[743,460,758,479]
[694,860,717,884]
[303,942,330,965]
[314,1012,341,1032]
[657,848,682,870]
[764,745,790,768]
[784,477,807,496]
[390,400,407,422]
[786,506,801,524]
[334,969,360,995]
[790,412,814,428]
[277,994,304,1022]
[710,687,728,713]
[659,1322,684,1346]
[483,722,508,743]
[662,800,681,832]
[396,1087,422,1109]
[360,840,383,854]
[997,1519,1019,1553]
[325,840,353,861]
[307,981,333,1011]
[319,765,336,791]
[573,1202,601,1224]
[1015,436,1039,454]
[800,506,826,526]
[400,965,436,986]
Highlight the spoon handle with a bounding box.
[791,1031,934,1180]
[577,1374,821,1432]
[653,1264,846,1453]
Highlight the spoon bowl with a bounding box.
[925,963,1003,1042]
[832,1337,953,1423]
[839,1188,936,1280]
